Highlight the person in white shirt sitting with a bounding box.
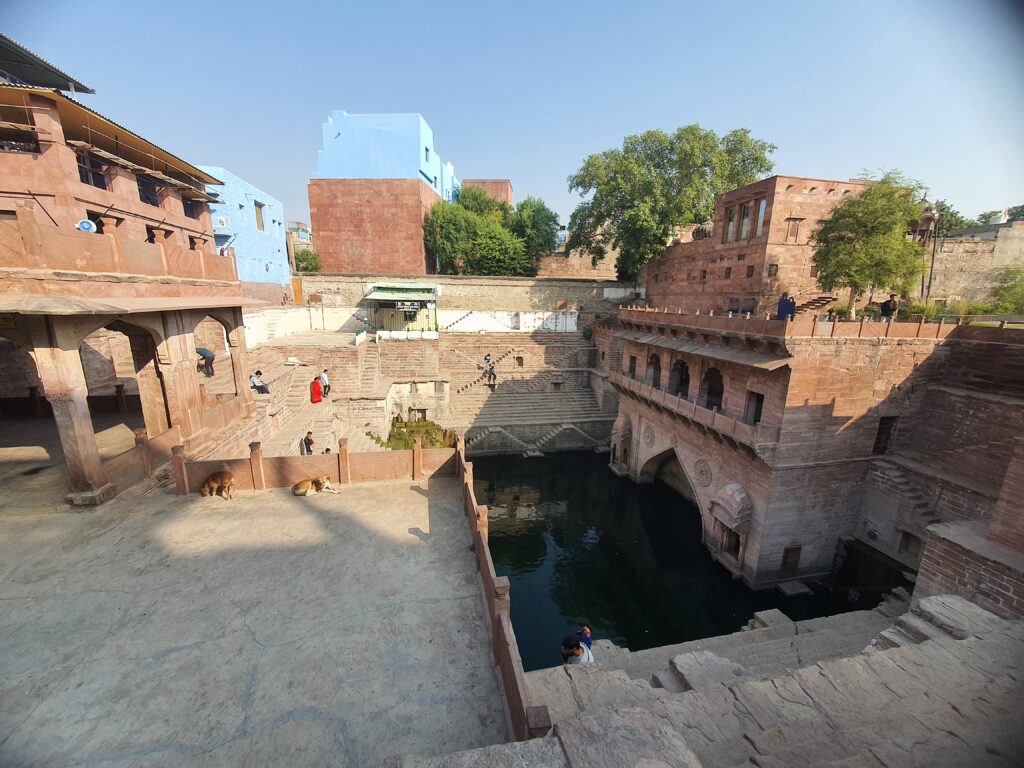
[249,370,269,394]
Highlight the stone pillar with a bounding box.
[412,436,422,480]
[477,503,489,541]
[134,428,152,475]
[249,441,266,490]
[172,445,188,495]
[493,575,510,616]
[338,438,350,484]
[224,308,255,417]
[161,311,206,448]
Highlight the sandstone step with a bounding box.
[894,613,949,643]
[911,594,1012,639]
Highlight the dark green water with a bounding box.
[473,451,855,672]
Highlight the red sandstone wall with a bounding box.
[536,249,619,280]
[461,179,513,206]
[308,178,441,274]
[643,176,869,314]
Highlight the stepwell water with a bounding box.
[473,451,860,672]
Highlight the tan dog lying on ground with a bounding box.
[291,475,341,496]
[200,471,235,500]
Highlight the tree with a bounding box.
[423,202,477,274]
[991,265,1024,314]
[934,199,978,236]
[455,185,510,222]
[293,249,321,272]
[976,210,1001,226]
[566,125,776,280]
[811,173,926,308]
[1010,204,1024,222]
[462,217,529,276]
[507,196,559,267]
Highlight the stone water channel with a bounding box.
[473,451,869,672]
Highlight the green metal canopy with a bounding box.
[364,290,436,303]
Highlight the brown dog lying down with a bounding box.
[200,471,235,500]
[291,475,341,496]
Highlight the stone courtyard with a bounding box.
[0,478,506,767]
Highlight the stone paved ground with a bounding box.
[0,478,506,767]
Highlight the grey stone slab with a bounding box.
[913,594,1011,640]
[563,664,668,713]
[555,706,702,768]
[525,666,581,724]
[374,737,569,768]
[776,580,813,597]
[670,650,754,690]
[753,608,795,628]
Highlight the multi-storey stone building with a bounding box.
[643,175,869,316]
[602,306,1022,589]
[0,38,256,504]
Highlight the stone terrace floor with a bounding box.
[0,478,506,767]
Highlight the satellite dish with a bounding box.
[76,219,97,234]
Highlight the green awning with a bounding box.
[364,290,436,302]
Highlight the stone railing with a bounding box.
[173,437,457,494]
[620,306,963,340]
[610,370,781,447]
[455,438,552,741]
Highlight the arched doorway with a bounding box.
[699,367,724,411]
[668,361,690,399]
[645,354,662,389]
[193,314,238,404]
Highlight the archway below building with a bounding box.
[637,448,703,531]
[193,314,238,406]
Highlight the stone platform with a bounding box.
[0,478,506,767]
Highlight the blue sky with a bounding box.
[7,0,1024,225]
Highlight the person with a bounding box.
[320,369,331,396]
[249,370,270,394]
[196,347,215,377]
[310,375,323,404]
[880,293,899,321]
[483,353,493,367]
[486,363,497,386]
[560,634,594,665]
[323,447,331,454]
[577,623,593,650]
[775,292,796,322]
[301,431,314,455]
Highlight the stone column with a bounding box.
[338,438,350,484]
[249,441,265,490]
[172,445,188,495]
[412,436,423,480]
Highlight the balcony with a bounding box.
[609,369,781,449]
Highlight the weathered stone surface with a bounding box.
[914,594,1013,639]
[372,737,568,768]
[555,707,702,768]
[670,650,753,690]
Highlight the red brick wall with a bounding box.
[988,439,1024,554]
[643,175,869,314]
[308,178,441,274]
[461,179,514,206]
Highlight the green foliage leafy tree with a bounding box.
[423,202,477,274]
[934,199,978,236]
[566,125,776,280]
[991,265,1024,314]
[812,173,926,307]
[507,195,559,267]
[462,217,530,276]
[455,185,511,222]
[293,249,321,272]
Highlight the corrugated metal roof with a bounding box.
[0,33,94,94]
[615,329,791,370]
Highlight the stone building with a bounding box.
[918,220,1024,304]
[462,179,514,206]
[643,175,869,316]
[309,111,460,275]
[0,41,256,504]
[601,305,1021,589]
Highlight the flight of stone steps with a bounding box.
[379,595,1024,767]
[873,461,939,525]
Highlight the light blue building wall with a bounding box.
[313,111,461,202]
[200,166,290,287]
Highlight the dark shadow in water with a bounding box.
[473,451,856,671]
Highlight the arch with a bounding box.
[645,353,662,389]
[193,313,238,398]
[668,360,690,399]
[612,414,633,470]
[698,367,724,411]
[636,447,706,538]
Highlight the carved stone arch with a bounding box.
[709,483,753,533]
[636,444,708,539]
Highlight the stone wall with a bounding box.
[922,221,1024,303]
[461,179,513,205]
[536,249,619,281]
[308,178,440,275]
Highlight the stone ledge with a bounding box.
[926,520,1024,574]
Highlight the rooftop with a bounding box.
[0,33,94,94]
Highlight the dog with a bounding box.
[292,475,340,496]
[200,471,235,500]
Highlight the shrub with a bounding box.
[294,249,321,272]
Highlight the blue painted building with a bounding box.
[313,112,460,202]
[200,166,290,290]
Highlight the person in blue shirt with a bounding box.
[196,347,214,377]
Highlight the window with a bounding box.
[725,207,736,242]
[728,297,740,313]
[145,226,158,244]
[744,391,765,425]
[755,199,767,236]
[767,264,778,278]
[182,198,202,219]
[810,265,819,277]
[646,354,662,389]
[724,267,732,279]
[737,253,746,261]
[746,265,755,278]
[77,153,108,190]
[668,361,689,398]
[740,298,757,314]
[700,269,707,280]
[86,211,105,234]
[723,528,741,558]
[188,235,201,251]
[739,203,752,240]
[515,356,524,367]
[553,382,562,392]
[873,416,898,455]
[699,367,724,411]
[425,146,430,162]
[138,175,160,206]
[254,201,265,231]
[898,531,923,558]
[780,546,801,576]
[409,408,427,421]
[627,356,637,378]
[785,218,802,244]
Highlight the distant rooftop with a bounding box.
[945,221,1016,240]
[0,33,94,94]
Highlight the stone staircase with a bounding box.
[383,596,1024,767]
[262,400,337,456]
[874,460,940,526]
[794,294,838,315]
[360,341,380,392]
